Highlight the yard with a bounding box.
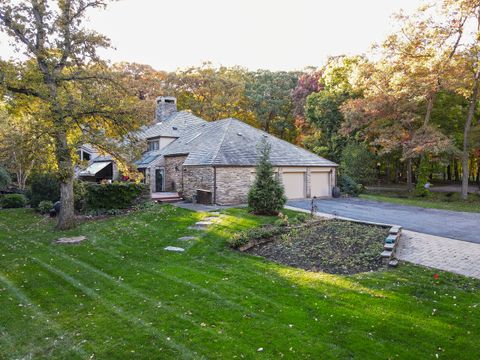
[0,205,479,359]
[360,190,480,213]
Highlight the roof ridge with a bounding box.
[211,118,233,164]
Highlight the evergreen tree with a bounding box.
[248,139,286,215]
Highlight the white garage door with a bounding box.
[282,172,305,199]
[311,172,330,197]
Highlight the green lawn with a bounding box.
[0,206,479,359]
[360,191,480,213]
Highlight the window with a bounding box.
[147,140,159,151]
[77,149,91,161]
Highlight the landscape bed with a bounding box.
[242,219,389,274]
[0,205,479,359]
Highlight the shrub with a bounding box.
[28,173,60,208]
[338,174,362,196]
[248,139,286,215]
[38,200,54,214]
[0,166,11,191]
[414,158,430,197]
[86,182,146,210]
[1,194,27,208]
[74,180,88,212]
[228,225,286,249]
[340,142,376,185]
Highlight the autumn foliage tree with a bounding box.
[0,0,146,229]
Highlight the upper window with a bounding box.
[78,149,91,161]
[147,141,159,151]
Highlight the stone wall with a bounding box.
[164,155,187,192]
[215,166,256,205]
[182,166,214,201]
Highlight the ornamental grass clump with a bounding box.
[248,139,286,215]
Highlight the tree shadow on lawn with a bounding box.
[1,206,479,359]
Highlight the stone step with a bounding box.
[384,243,394,251]
[385,234,397,244]
[178,236,197,241]
[195,221,213,228]
[55,236,87,244]
[389,226,402,235]
[164,246,185,252]
[388,259,399,267]
[381,250,392,258]
[156,197,183,204]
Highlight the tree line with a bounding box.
[1,0,479,230]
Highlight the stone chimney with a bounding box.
[155,96,177,122]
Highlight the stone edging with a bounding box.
[381,226,402,267]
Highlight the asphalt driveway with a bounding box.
[287,198,479,244]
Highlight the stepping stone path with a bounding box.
[164,246,185,252]
[177,236,197,241]
[55,236,87,244]
[169,213,221,250]
[188,220,213,230]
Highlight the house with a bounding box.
[75,145,119,183]
[134,96,338,205]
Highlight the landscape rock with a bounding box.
[55,236,87,244]
[178,236,197,241]
[164,246,185,252]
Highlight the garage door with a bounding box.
[282,172,305,199]
[311,172,330,197]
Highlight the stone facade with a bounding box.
[164,155,187,192]
[215,166,257,205]
[166,159,336,205]
[182,166,214,201]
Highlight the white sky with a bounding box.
[0,0,423,71]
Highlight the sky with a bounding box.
[0,0,423,71]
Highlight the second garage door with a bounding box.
[311,171,330,197]
[282,172,305,199]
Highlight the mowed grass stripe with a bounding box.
[0,273,89,359]
[31,257,203,360]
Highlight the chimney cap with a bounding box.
[156,96,177,104]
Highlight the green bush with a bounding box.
[248,139,286,215]
[228,225,286,249]
[0,166,11,191]
[38,200,54,214]
[414,158,430,197]
[28,173,60,208]
[74,180,88,212]
[338,174,362,196]
[86,182,146,210]
[340,142,376,185]
[1,194,27,208]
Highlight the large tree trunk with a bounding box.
[54,129,76,230]
[461,68,480,200]
[406,158,413,192]
[424,94,434,126]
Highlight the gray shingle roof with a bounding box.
[162,118,337,167]
[137,111,207,139]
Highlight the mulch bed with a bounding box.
[245,219,389,275]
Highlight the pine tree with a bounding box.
[248,139,286,215]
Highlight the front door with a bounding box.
[155,169,164,192]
